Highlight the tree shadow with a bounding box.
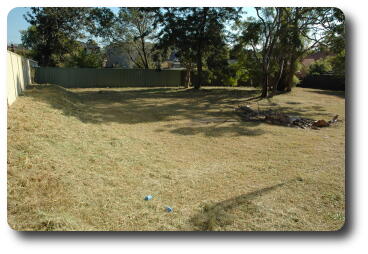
[285,101,302,105]
[244,95,263,102]
[24,84,338,137]
[246,99,335,119]
[167,122,266,137]
[24,85,268,137]
[308,89,345,99]
[271,105,333,118]
[190,177,303,231]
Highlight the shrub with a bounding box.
[328,50,345,76]
[292,75,301,87]
[223,76,238,87]
[309,58,332,75]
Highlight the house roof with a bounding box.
[301,51,333,67]
[304,51,330,60]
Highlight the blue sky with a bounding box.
[7,7,30,44]
[7,7,120,44]
[7,7,255,45]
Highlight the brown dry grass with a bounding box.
[7,84,345,231]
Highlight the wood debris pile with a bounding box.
[235,105,339,130]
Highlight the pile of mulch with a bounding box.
[235,105,339,130]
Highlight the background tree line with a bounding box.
[19,7,345,96]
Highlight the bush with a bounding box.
[215,62,251,87]
[291,75,301,87]
[309,59,332,75]
[328,50,345,76]
[223,76,238,87]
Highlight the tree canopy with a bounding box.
[20,7,345,93]
[153,7,241,89]
[22,7,90,66]
[235,7,345,97]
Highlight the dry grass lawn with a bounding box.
[7,84,345,231]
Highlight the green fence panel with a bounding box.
[35,67,183,88]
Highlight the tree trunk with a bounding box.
[185,68,191,88]
[277,70,288,91]
[261,85,268,97]
[271,59,285,96]
[140,36,149,69]
[261,59,270,97]
[261,73,268,98]
[42,54,52,67]
[280,8,300,92]
[285,55,298,91]
[194,7,208,90]
[195,52,202,89]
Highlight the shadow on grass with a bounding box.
[191,177,302,231]
[273,106,333,118]
[164,121,266,137]
[25,85,269,136]
[308,89,345,99]
[285,101,302,105]
[25,84,337,137]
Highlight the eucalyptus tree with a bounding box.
[155,7,241,89]
[276,8,345,92]
[87,7,158,69]
[236,7,345,97]
[115,8,158,69]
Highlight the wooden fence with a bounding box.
[7,51,36,106]
[35,67,183,88]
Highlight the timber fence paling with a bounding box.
[35,67,183,88]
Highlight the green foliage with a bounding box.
[86,8,116,40]
[236,7,345,96]
[192,70,211,86]
[328,50,345,76]
[321,8,345,55]
[19,6,345,88]
[89,8,160,69]
[64,49,104,68]
[22,8,90,66]
[226,63,250,87]
[206,44,231,85]
[309,58,332,75]
[205,44,251,87]
[224,76,238,87]
[308,51,345,77]
[291,75,301,87]
[229,47,262,87]
[115,8,158,69]
[156,7,241,88]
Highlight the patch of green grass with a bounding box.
[8,85,345,231]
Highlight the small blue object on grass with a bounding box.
[144,195,153,201]
[165,206,173,212]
